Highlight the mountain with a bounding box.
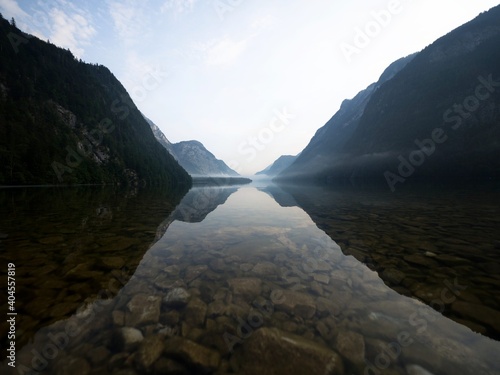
[144,117,239,177]
[171,141,239,176]
[143,114,175,156]
[0,16,191,188]
[256,154,298,176]
[276,54,415,183]
[278,6,500,189]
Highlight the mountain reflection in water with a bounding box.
[1,184,499,375]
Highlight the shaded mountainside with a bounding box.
[277,53,415,183]
[0,17,191,187]
[256,154,298,176]
[278,6,500,188]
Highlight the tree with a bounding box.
[10,17,16,27]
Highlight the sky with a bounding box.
[1,0,499,175]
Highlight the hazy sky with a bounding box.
[1,0,498,175]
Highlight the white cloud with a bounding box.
[160,0,197,15]
[47,7,96,58]
[0,0,28,19]
[107,0,149,46]
[195,14,274,67]
[0,0,97,58]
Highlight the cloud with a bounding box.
[0,0,97,59]
[0,0,28,19]
[47,7,96,58]
[193,14,274,67]
[107,0,149,46]
[160,0,197,15]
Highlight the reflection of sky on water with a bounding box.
[170,186,317,233]
[139,186,500,373]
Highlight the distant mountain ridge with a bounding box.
[171,141,239,176]
[256,155,298,176]
[145,117,239,176]
[278,5,500,188]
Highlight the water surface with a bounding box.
[1,184,499,374]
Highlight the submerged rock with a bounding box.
[115,327,144,351]
[185,265,208,282]
[251,261,277,276]
[239,327,343,375]
[451,301,500,332]
[275,290,316,319]
[164,336,221,372]
[135,335,165,371]
[406,364,436,375]
[100,256,126,269]
[112,310,125,326]
[154,357,190,374]
[228,278,262,300]
[126,294,162,326]
[313,273,330,285]
[153,275,185,291]
[335,330,365,368]
[54,356,91,375]
[184,298,207,327]
[404,254,439,268]
[164,288,191,308]
[382,268,406,285]
[86,346,110,366]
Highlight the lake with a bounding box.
[1,182,499,375]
